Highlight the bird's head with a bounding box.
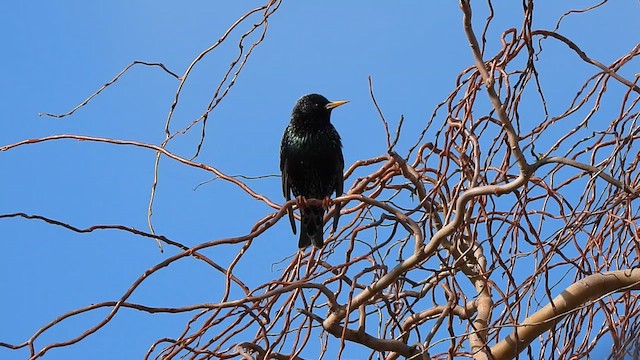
[291,93,348,125]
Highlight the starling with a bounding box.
[280,93,347,248]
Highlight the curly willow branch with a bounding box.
[2,1,640,359]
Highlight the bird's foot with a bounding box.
[322,196,333,209]
[296,195,308,211]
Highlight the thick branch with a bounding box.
[491,270,640,360]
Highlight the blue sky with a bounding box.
[1,1,639,359]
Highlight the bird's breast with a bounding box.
[282,125,342,198]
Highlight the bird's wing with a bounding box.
[279,132,293,199]
[280,142,297,234]
[332,150,345,233]
[335,155,344,198]
[281,159,291,200]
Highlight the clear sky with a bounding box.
[1,1,639,359]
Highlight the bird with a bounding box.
[280,93,347,248]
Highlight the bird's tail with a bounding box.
[298,206,324,248]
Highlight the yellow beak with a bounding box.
[325,100,349,110]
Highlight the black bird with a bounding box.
[280,93,347,248]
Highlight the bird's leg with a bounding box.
[296,195,308,211]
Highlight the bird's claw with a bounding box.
[296,196,308,210]
[322,196,332,209]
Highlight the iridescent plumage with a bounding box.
[280,94,346,248]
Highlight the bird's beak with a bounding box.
[325,100,349,110]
